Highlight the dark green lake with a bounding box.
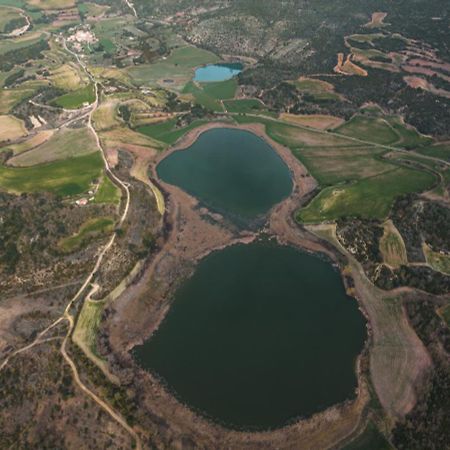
[134,241,367,429]
[156,128,293,219]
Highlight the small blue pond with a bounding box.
[194,63,243,82]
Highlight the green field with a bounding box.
[59,217,114,252]
[8,127,97,166]
[94,174,121,204]
[224,98,265,113]
[183,82,223,111]
[0,151,103,196]
[293,78,341,102]
[294,146,390,186]
[0,33,44,55]
[423,244,450,275]
[0,7,23,33]
[234,114,391,185]
[127,45,219,88]
[182,79,236,111]
[416,143,450,161]
[335,115,399,145]
[233,114,438,222]
[201,79,237,100]
[298,167,435,222]
[73,298,105,357]
[234,114,353,148]
[380,220,408,268]
[53,84,96,109]
[386,116,432,149]
[98,38,116,54]
[137,118,207,145]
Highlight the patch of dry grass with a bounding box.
[2,129,55,155]
[0,115,27,142]
[49,63,88,90]
[379,220,408,268]
[8,127,97,166]
[26,0,76,10]
[280,113,344,130]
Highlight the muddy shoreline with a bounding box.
[101,122,372,449]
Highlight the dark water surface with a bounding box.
[134,241,367,429]
[157,128,293,219]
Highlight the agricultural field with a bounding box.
[182,79,236,111]
[280,113,344,130]
[379,220,408,268]
[52,84,96,109]
[137,118,207,146]
[416,143,450,161]
[293,77,342,102]
[223,98,266,113]
[8,127,98,166]
[385,116,432,149]
[298,167,435,222]
[77,2,109,20]
[0,115,27,142]
[293,145,390,185]
[25,0,76,10]
[335,115,400,145]
[73,298,105,356]
[100,126,165,151]
[236,115,358,148]
[49,63,88,90]
[127,45,219,89]
[0,7,24,33]
[1,129,54,155]
[423,244,450,275]
[93,174,121,204]
[0,32,44,55]
[0,80,48,114]
[0,151,103,196]
[93,98,121,131]
[58,217,114,253]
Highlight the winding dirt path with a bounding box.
[1,37,140,450]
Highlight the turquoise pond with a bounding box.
[134,241,367,430]
[194,62,243,82]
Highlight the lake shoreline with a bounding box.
[100,122,373,449]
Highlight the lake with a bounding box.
[134,241,367,429]
[194,63,243,82]
[157,128,293,220]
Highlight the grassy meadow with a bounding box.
[298,167,435,222]
[233,114,439,222]
[94,175,121,205]
[379,220,408,268]
[59,217,114,252]
[0,151,103,196]
[137,118,207,145]
[8,127,98,166]
[127,45,219,88]
[53,84,96,109]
